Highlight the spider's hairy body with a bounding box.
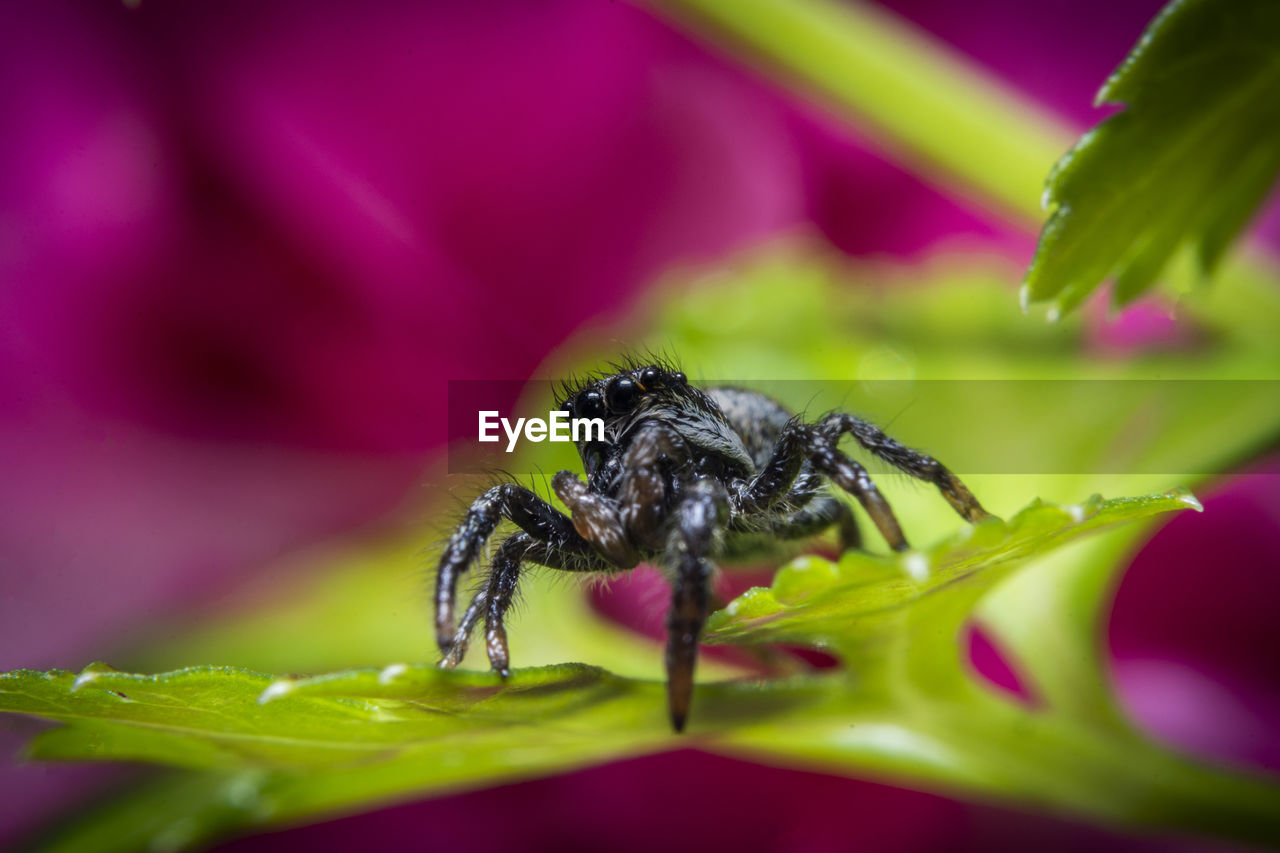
[435,358,991,731]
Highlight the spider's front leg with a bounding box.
[434,483,580,654]
[441,532,615,673]
[665,478,729,733]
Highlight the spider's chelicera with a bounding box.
[435,358,992,731]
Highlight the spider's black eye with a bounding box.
[638,367,662,390]
[575,390,606,420]
[673,372,687,386]
[606,376,638,412]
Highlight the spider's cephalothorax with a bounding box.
[435,360,992,731]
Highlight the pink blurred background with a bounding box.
[2,0,1277,849]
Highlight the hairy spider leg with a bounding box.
[735,415,807,516]
[441,532,616,670]
[739,422,910,551]
[440,588,487,668]
[804,429,910,551]
[434,483,584,653]
[818,412,992,524]
[482,536,539,676]
[665,479,728,733]
[760,496,862,550]
[720,495,862,562]
[483,537,616,676]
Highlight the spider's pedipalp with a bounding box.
[553,470,639,568]
[618,420,689,550]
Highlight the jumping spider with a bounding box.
[435,359,991,731]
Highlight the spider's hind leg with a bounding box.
[722,494,861,561]
[804,431,911,551]
[819,412,992,524]
[740,412,990,552]
[740,421,910,551]
[773,495,861,552]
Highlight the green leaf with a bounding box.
[8,662,675,771]
[1024,0,1280,315]
[13,243,1280,851]
[705,493,1280,845]
[705,491,1201,652]
[7,490,1280,851]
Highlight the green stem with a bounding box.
[644,0,1073,224]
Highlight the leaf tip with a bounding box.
[1092,83,1117,110]
[1174,490,1204,513]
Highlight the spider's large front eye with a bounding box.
[606,376,638,412]
[575,390,606,420]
